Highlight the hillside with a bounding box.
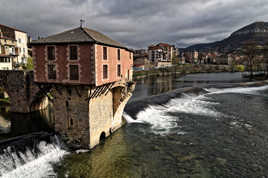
[186,22,268,53]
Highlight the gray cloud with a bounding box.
[1,0,268,49]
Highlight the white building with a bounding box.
[15,30,28,64]
[0,24,28,70]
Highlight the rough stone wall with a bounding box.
[112,87,133,131]
[89,89,113,148]
[51,85,90,147]
[88,81,135,149]
[0,70,43,113]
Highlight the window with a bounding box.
[48,64,56,80]
[103,47,107,60]
[117,49,120,60]
[70,46,78,60]
[129,52,132,59]
[47,46,55,60]
[18,39,21,43]
[69,65,79,80]
[103,65,108,79]
[117,64,121,77]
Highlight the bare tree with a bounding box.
[240,41,261,80]
[262,43,268,77]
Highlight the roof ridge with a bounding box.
[80,27,97,42]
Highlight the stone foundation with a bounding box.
[51,81,135,149]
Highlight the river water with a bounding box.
[1,73,268,178]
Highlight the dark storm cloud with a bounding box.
[1,0,268,48]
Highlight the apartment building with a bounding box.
[148,43,174,67]
[0,24,28,70]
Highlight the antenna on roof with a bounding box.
[80,17,85,28]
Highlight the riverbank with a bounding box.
[133,64,244,80]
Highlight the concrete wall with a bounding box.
[0,60,12,70]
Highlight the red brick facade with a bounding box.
[95,44,133,86]
[33,43,133,86]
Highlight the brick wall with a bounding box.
[33,44,94,85]
[95,44,133,86]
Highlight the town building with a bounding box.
[32,27,133,86]
[31,26,134,148]
[133,49,151,70]
[148,43,174,67]
[15,29,28,65]
[0,24,28,70]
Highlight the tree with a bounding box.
[263,43,268,78]
[26,57,34,70]
[240,41,261,80]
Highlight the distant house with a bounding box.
[148,43,174,67]
[31,27,133,86]
[0,24,28,70]
[133,50,151,71]
[215,55,228,65]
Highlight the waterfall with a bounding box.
[0,134,68,178]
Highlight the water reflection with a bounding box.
[132,72,247,101]
[0,104,53,140]
[56,129,136,178]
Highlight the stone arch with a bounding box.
[112,86,126,116]
[100,132,106,142]
[30,85,52,112]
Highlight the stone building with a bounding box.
[31,27,134,148]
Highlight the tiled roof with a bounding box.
[32,27,127,49]
[157,43,171,47]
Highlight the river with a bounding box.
[0,72,268,178]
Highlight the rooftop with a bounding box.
[0,24,27,33]
[32,27,128,50]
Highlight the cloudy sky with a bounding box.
[1,0,268,49]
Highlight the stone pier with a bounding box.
[51,81,135,149]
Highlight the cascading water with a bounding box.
[0,134,68,178]
[125,85,268,136]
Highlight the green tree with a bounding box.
[26,57,34,70]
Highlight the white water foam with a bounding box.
[205,85,268,96]
[0,136,68,178]
[125,85,268,135]
[125,94,222,135]
[123,112,144,124]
